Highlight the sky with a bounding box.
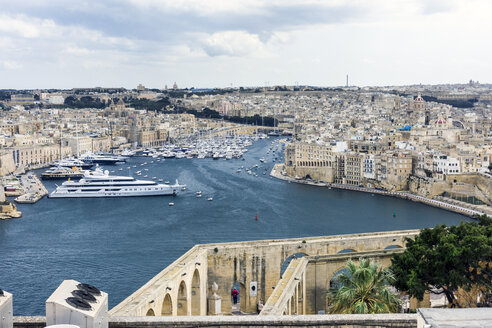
[0,0,491,89]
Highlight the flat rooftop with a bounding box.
[418,308,492,328]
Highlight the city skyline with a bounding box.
[0,0,491,89]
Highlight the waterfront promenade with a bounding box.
[270,164,488,217]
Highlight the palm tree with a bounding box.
[327,258,401,314]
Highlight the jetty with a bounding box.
[14,174,48,204]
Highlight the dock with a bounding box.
[14,174,48,204]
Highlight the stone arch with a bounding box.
[281,252,308,277]
[161,293,172,316]
[337,248,356,254]
[329,267,350,289]
[191,269,201,315]
[290,294,296,315]
[231,282,246,313]
[384,245,403,250]
[146,308,155,316]
[177,280,188,316]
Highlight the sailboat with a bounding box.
[267,109,281,136]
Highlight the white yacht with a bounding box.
[55,158,93,170]
[121,149,136,157]
[80,152,127,165]
[49,167,185,198]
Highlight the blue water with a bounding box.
[0,138,469,315]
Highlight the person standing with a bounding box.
[257,298,264,313]
[231,288,239,304]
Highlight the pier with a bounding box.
[14,174,48,204]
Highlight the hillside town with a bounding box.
[0,83,491,217]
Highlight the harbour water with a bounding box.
[0,138,469,315]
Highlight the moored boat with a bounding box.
[49,167,185,198]
[41,166,85,180]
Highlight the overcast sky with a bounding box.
[0,0,490,89]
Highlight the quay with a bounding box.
[14,174,48,204]
[0,188,22,219]
[270,164,488,218]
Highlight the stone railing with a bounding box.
[261,257,308,315]
[261,249,405,316]
[14,314,418,328]
[110,246,208,316]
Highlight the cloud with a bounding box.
[0,0,491,88]
[64,46,94,56]
[0,14,56,38]
[2,61,23,70]
[201,31,267,57]
[0,1,362,43]
[124,0,266,15]
[418,0,456,15]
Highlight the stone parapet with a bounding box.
[14,315,418,328]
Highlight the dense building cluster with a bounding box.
[0,89,240,175]
[0,83,490,210]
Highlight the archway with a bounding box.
[290,295,296,315]
[281,253,307,277]
[145,308,155,316]
[177,280,188,316]
[191,269,201,315]
[384,245,402,250]
[329,268,350,289]
[231,282,246,314]
[161,293,172,316]
[337,248,356,254]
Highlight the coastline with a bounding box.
[270,164,489,218]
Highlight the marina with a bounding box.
[138,135,264,160]
[0,137,471,315]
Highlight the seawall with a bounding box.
[271,164,487,218]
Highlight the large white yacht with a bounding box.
[49,167,185,198]
[80,152,127,165]
[55,157,94,170]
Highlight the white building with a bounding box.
[333,141,348,153]
[68,135,92,156]
[48,96,65,105]
[433,155,461,175]
[363,154,376,179]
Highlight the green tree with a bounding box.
[327,258,401,314]
[391,215,492,307]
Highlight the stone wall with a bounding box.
[408,175,448,198]
[408,173,492,205]
[305,250,403,314]
[285,165,334,182]
[113,230,418,317]
[205,231,416,315]
[0,151,16,176]
[447,173,492,203]
[14,315,418,328]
